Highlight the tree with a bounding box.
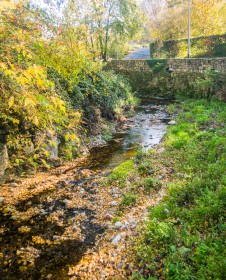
[64,0,142,61]
[142,0,226,41]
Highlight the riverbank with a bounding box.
[131,98,226,280]
[0,98,224,280]
[0,98,172,279]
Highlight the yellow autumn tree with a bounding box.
[0,0,81,169]
[143,0,226,41]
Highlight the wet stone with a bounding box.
[168,120,177,125]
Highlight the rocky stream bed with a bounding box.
[0,98,175,279]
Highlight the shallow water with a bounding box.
[84,98,172,171]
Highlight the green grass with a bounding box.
[102,134,113,142]
[109,160,134,186]
[133,99,226,280]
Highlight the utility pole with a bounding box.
[188,0,191,58]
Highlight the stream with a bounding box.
[0,98,173,280]
[84,97,171,172]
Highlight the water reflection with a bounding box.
[84,98,173,171]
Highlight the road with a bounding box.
[124,47,150,60]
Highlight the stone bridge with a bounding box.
[105,58,226,98]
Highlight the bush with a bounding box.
[122,193,137,206]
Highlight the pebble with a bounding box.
[124,186,131,192]
[117,263,124,269]
[79,188,85,194]
[111,234,121,245]
[114,221,123,228]
[103,222,110,229]
[105,213,114,221]
[39,209,48,215]
[63,199,69,205]
[111,201,118,206]
[0,197,4,204]
[9,182,18,188]
[47,274,52,279]
[113,194,119,198]
[112,188,119,194]
[168,120,177,125]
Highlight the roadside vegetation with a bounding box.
[131,98,226,279]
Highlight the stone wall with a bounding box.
[106,58,226,75]
[105,58,226,98]
[168,58,226,74]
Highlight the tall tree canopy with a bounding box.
[63,0,142,60]
[142,0,226,41]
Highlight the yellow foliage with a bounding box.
[147,0,226,41]
[8,96,15,108]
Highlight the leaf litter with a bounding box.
[0,144,173,280]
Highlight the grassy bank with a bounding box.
[132,99,226,279]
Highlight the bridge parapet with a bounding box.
[105,58,226,98]
[107,58,226,74]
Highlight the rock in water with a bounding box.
[168,120,177,125]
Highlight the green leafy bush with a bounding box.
[122,192,137,206]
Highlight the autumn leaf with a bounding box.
[33,116,39,126]
[8,96,15,108]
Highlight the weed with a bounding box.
[138,159,153,175]
[109,160,134,186]
[102,134,113,142]
[122,193,137,206]
[113,216,120,223]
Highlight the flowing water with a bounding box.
[0,98,174,279]
[84,97,172,171]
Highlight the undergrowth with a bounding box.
[133,99,226,280]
